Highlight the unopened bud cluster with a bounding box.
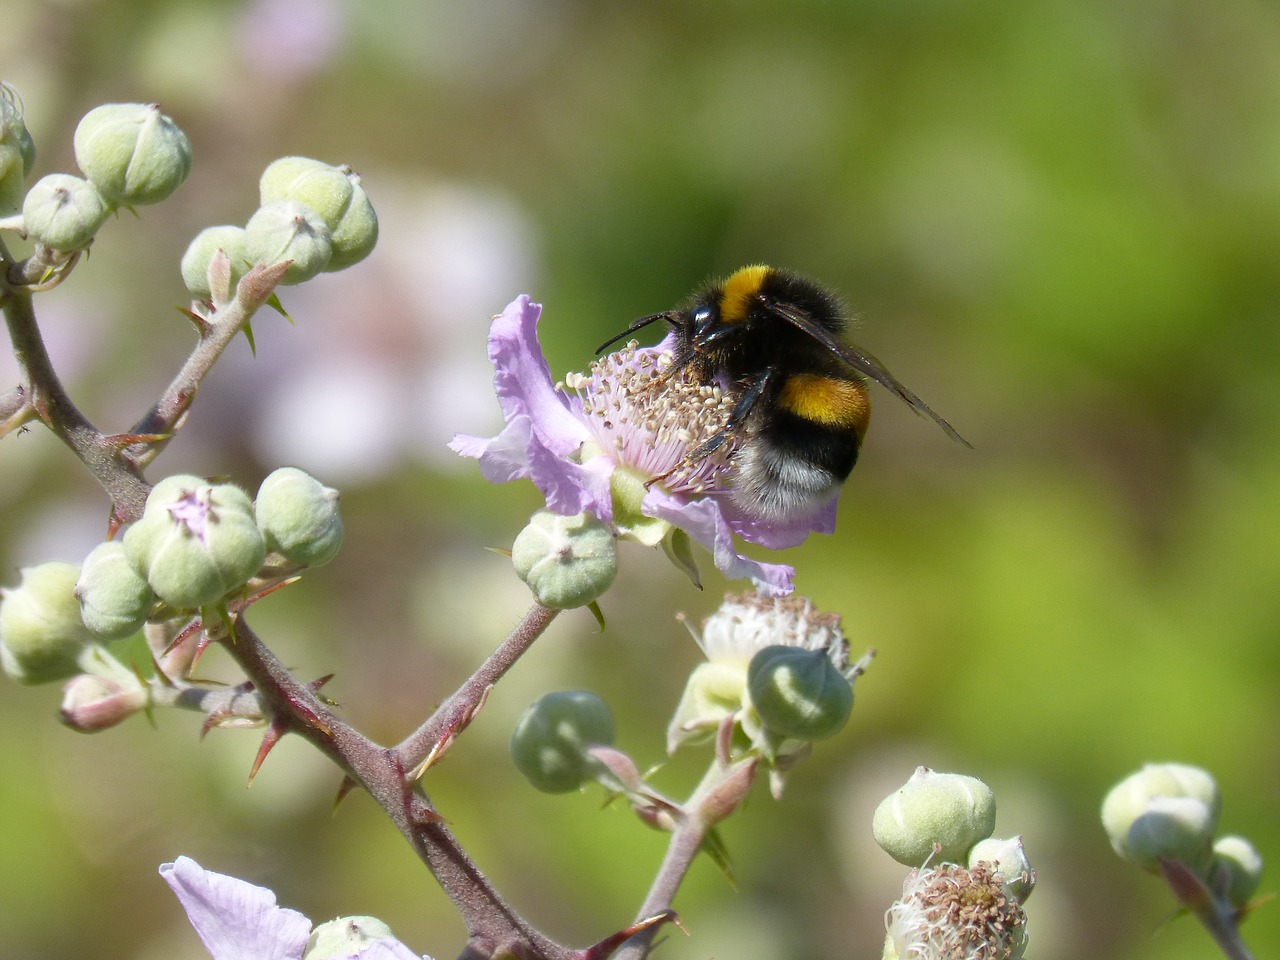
[0,84,36,216]
[182,155,378,299]
[874,768,1034,960]
[10,98,192,252]
[1101,762,1262,910]
[0,468,343,729]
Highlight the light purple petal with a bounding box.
[487,295,589,456]
[451,296,612,519]
[450,414,536,484]
[160,857,311,960]
[643,490,795,597]
[727,497,838,550]
[527,441,614,521]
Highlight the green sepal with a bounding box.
[661,527,702,590]
[587,600,606,631]
[266,292,292,322]
[240,318,257,356]
[699,827,736,888]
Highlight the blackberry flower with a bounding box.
[451,296,838,595]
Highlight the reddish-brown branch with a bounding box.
[223,615,574,960]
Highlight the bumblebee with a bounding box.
[597,264,967,522]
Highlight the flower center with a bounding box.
[887,863,1028,960]
[562,342,739,497]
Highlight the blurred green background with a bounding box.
[2,0,1279,958]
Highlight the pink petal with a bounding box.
[643,490,795,597]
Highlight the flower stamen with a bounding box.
[563,342,740,496]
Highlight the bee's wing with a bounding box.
[770,302,971,447]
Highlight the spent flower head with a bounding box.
[667,592,866,784]
[883,862,1029,960]
[450,296,841,596]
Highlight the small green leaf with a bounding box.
[661,527,702,590]
[700,827,736,887]
[266,291,293,323]
[240,319,257,356]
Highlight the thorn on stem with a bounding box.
[579,910,682,960]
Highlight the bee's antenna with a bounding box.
[595,312,672,355]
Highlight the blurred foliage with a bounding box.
[2,0,1279,959]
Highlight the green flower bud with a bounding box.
[968,834,1035,903]
[666,660,748,753]
[254,466,343,567]
[873,767,998,867]
[1208,835,1264,909]
[75,540,156,640]
[73,102,192,205]
[243,199,332,284]
[511,510,618,609]
[511,690,615,793]
[258,157,378,270]
[1124,795,1216,873]
[746,644,852,741]
[1101,763,1222,870]
[122,474,266,609]
[22,173,109,251]
[325,176,377,270]
[0,561,96,684]
[303,916,396,959]
[0,83,35,216]
[260,157,353,228]
[180,224,249,301]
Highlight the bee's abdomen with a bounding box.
[777,373,870,435]
[730,400,865,522]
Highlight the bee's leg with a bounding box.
[689,366,775,458]
[645,368,777,489]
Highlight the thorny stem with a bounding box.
[0,384,34,436]
[395,601,561,774]
[1159,858,1257,960]
[613,757,749,960]
[126,261,290,471]
[224,614,574,960]
[1,286,150,518]
[1,253,289,524]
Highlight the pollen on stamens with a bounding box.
[696,592,853,672]
[562,341,740,496]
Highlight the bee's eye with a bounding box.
[693,306,714,326]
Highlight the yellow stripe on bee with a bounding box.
[718,264,771,325]
[779,374,870,432]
